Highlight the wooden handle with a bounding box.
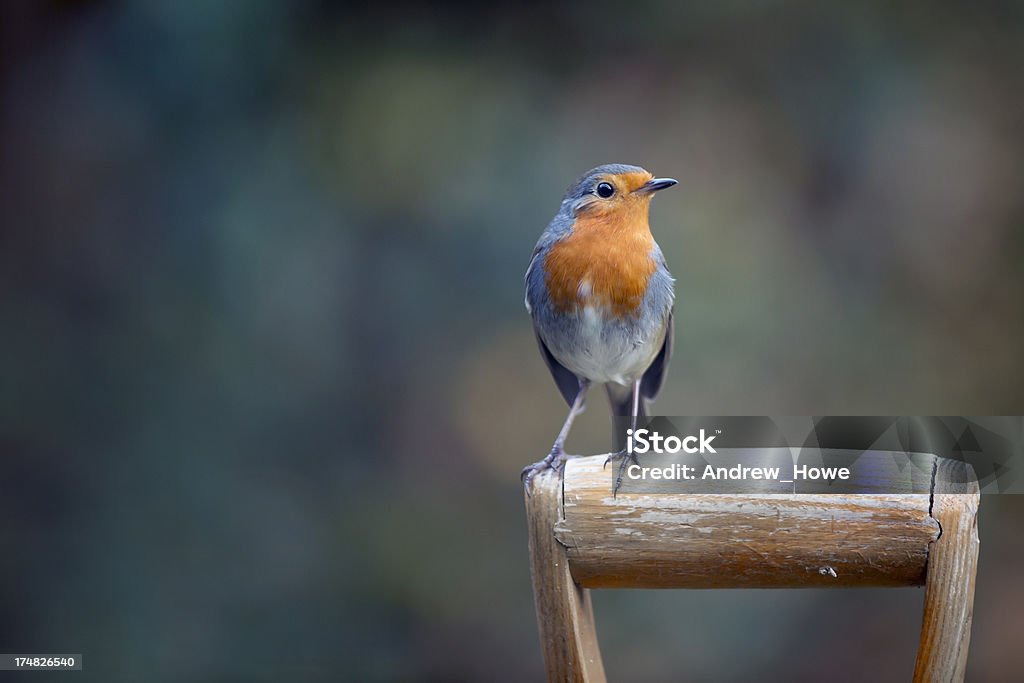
[913,459,981,682]
[524,451,979,682]
[524,469,607,683]
[557,454,942,589]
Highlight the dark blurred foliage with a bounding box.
[1,1,1023,681]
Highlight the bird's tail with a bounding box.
[606,383,647,453]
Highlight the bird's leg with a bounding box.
[522,380,590,493]
[614,379,644,494]
[604,379,643,495]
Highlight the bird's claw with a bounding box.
[522,447,568,495]
[603,448,640,496]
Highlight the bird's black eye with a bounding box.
[596,182,615,198]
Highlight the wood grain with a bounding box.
[913,459,980,683]
[524,469,607,683]
[557,454,942,589]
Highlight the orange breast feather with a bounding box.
[543,207,656,318]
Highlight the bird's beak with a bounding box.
[635,177,678,194]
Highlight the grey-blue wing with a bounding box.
[640,310,673,401]
[533,323,581,407]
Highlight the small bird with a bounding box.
[522,164,676,493]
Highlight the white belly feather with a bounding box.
[550,303,661,386]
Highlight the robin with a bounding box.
[522,164,676,493]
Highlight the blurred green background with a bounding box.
[2,1,1022,681]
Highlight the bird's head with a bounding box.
[561,164,677,220]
